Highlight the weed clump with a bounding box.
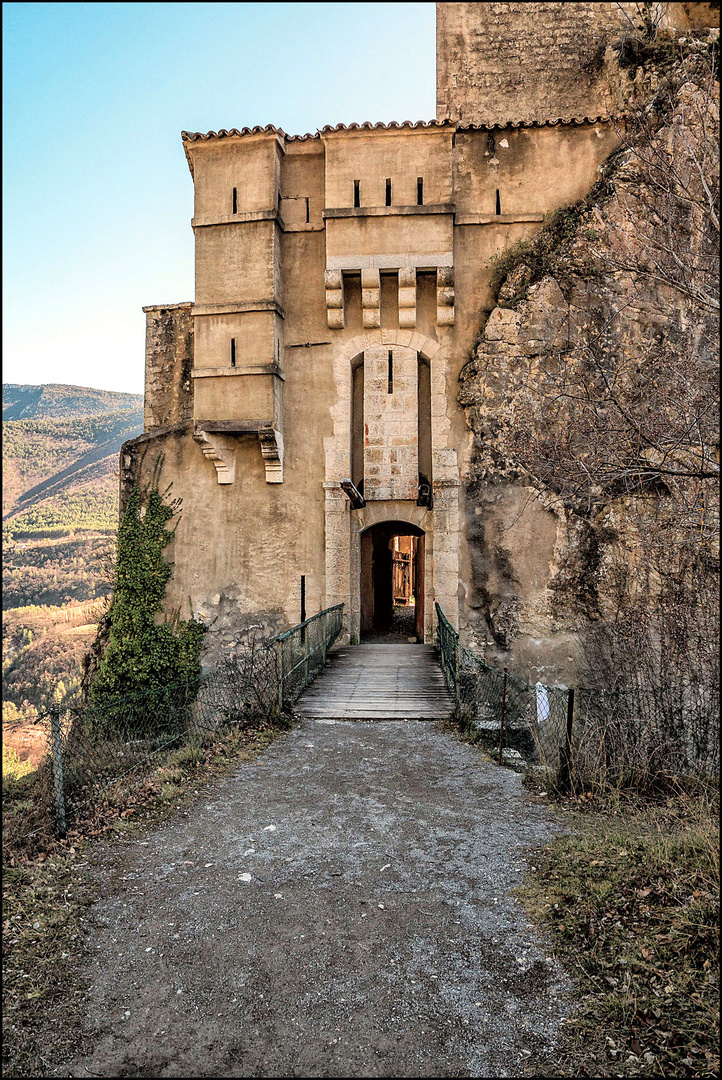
[519,786,720,1076]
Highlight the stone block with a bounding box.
[327,308,344,330]
[437,306,455,326]
[399,267,416,288]
[484,307,521,342]
[398,308,416,329]
[324,269,343,290]
[361,268,380,289]
[434,447,458,468]
[398,287,416,309]
[362,288,380,309]
[363,308,381,329]
[437,265,454,287]
[325,289,343,309]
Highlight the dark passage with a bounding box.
[361,521,425,642]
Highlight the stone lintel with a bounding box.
[195,419,274,433]
[125,421,193,446]
[191,209,284,228]
[323,204,455,220]
[191,365,284,380]
[192,300,284,318]
[142,302,193,314]
[326,252,454,271]
[454,212,545,226]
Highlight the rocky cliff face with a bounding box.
[459,32,719,686]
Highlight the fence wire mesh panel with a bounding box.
[435,603,719,785]
[35,604,344,833]
[574,680,720,784]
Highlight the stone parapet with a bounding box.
[143,303,194,432]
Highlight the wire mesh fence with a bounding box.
[30,605,344,837]
[436,603,719,787]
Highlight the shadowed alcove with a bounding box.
[360,521,425,642]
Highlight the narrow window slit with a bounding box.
[353,180,360,208]
[387,350,394,394]
[232,188,237,214]
[305,197,310,223]
[385,178,392,206]
[495,189,501,215]
[417,177,424,205]
[230,338,236,367]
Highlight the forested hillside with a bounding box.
[3,397,143,533]
[2,383,142,764]
[2,382,142,421]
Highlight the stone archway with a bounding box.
[323,328,461,643]
[360,520,426,642]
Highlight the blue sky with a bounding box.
[3,2,436,394]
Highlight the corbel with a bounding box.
[192,427,236,484]
[258,427,284,483]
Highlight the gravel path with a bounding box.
[63,719,571,1078]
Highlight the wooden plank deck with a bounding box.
[294,643,454,720]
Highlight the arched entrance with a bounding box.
[360,521,425,642]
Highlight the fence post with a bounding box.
[276,640,284,715]
[454,639,461,714]
[48,708,67,837]
[498,668,508,765]
[559,687,575,790]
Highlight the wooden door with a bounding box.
[414,533,425,641]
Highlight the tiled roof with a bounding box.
[181,124,295,143]
[181,114,619,162]
[457,114,619,131]
[318,119,452,133]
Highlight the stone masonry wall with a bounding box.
[143,303,194,432]
[363,345,419,501]
[436,2,719,125]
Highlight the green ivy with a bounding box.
[88,484,206,723]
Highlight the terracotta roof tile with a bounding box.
[457,114,620,131]
[181,115,620,171]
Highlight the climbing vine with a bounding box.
[88,482,206,717]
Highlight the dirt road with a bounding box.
[62,719,571,1078]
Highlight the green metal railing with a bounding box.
[275,603,344,707]
[26,604,345,838]
[436,602,568,770]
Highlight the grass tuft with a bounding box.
[518,787,719,1076]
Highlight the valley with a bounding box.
[2,384,142,772]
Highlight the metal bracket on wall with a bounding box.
[340,478,366,508]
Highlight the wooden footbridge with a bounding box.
[295,643,454,720]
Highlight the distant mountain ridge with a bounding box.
[3,383,142,421]
[2,383,144,535]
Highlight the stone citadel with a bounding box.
[123,2,718,679]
